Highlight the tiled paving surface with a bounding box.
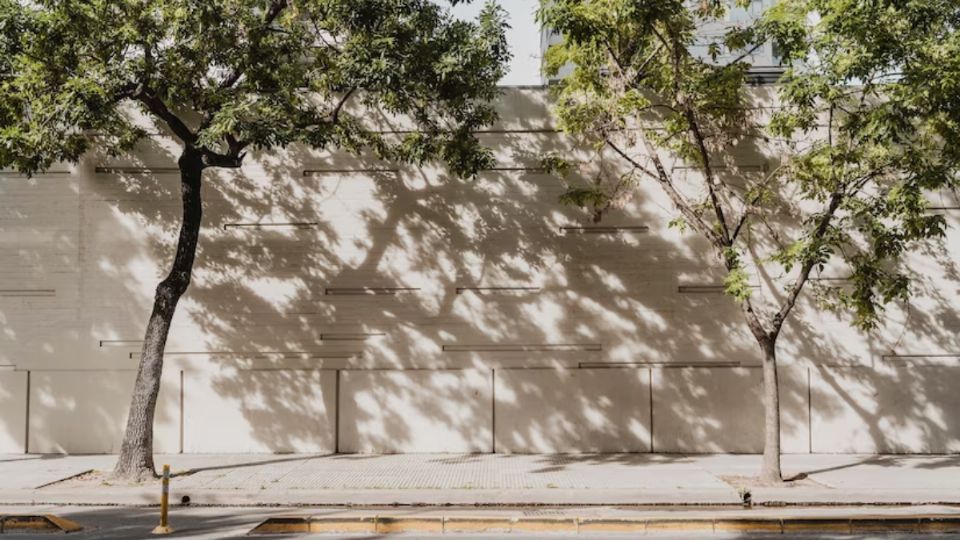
[0,454,115,489]
[2,453,960,506]
[161,454,732,491]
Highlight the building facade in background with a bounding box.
[0,88,958,455]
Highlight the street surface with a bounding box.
[2,505,960,539]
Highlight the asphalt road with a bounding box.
[2,505,960,539]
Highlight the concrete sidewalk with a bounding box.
[1,453,959,506]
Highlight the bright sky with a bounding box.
[447,0,543,86]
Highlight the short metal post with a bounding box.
[152,464,174,534]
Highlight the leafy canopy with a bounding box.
[539,0,959,332]
[0,0,510,176]
[762,0,960,326]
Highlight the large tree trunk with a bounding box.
[113,149,204,481]
[757,337,783,483]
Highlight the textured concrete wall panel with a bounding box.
[183,369,336,453]
[0,371,28,453]
[494,368,651,453]
[339,369,493,453]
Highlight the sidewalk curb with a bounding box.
[249,514,960,535]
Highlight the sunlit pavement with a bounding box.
[3,453,960,506]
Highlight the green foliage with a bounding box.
[541,0,960,332]
[539,152,573,176]
[724,264,754,301]
[0,0,510,177]
[760,0,960,329]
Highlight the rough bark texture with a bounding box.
[758,337,783,483]
[112,149,204,481]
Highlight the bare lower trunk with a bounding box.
[758,338,783,483]
[113,149,204,481]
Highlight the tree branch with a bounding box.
[218,0,289,90]
[331,87,356,123]
[769,189,844,335]
[608,138,726,248]
[684,107,732,244]
[730,162,786,242]
[135,90,197,147]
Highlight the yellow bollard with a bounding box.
[152,464,175,534]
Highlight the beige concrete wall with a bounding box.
[339,369,493,453]
[652,367,809,453]
[0,371,27,453]
[183,369,336,453]
[494,368,651,452]
[27,370,178,454]
[0,88,958,454]
[811,366,960,453]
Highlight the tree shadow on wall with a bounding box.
[15,88,957,465]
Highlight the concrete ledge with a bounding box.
[377,517,443,534]
[507,517,578,533]
[248,514,960,535]
[442,517,513,533]
[0,514,83,533]
[713,518,782,533]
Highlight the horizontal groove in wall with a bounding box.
[560,225,649,235]
[382,128,559,135]
[302,168,399,176]
[0,170,71,177]
[0,289,56,297]
[129,351,361,360]
[99,340,143,348]
[222,222,319,230]
[480,166,547,173]
[579,361,741,368]
[456,287,542,295]
[320,332,385,341]
[95,166,179,175]
[677,284,759,294]
[671,164,768,173]
[879,354,960,365]
[443,343,602,352]
[324,287,419,296]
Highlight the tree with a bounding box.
[0,0,509,481]
[539,0,958,483]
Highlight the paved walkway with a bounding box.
[1,453,959,506]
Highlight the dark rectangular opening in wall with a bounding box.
[95,167,180,175]
[303,168,400,177]
[320,333,386,341]
[879,354,960,365]
[677,284,759,294]
[128,351,361,360]
[222,222,319,230]
[443,343,602,352]
[0,170,71,177]
[0,289,55,297]
[480,167,548,173]
[455,287,542,295]
[560,226,649,235]
[324,287,420,296]
[578,361,740,368]
[99,340,144,347]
